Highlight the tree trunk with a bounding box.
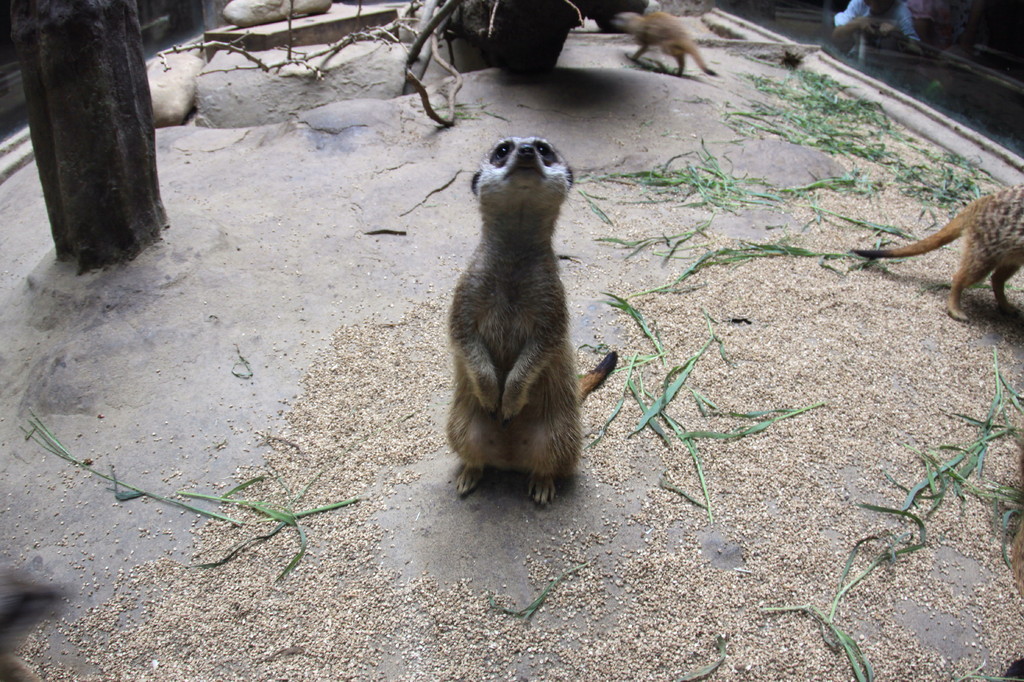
[450,0,579,72]
[446,0,648,72]
[11,0,167,273]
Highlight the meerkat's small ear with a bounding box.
[471,170,481,196]
[566,167,574,189]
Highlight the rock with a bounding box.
[149,52,205,128]
[658,0,713,15]
[587,0,648,32]
[723,138,848,188]
[195,42,406,128]
[222,0,332,28]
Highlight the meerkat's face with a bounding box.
[471,137,573,212]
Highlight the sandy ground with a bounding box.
[1,15,1023,681]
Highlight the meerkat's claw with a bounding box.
[456,465,483,497]
[528,475,556,505]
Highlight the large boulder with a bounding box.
[222,0,332,28]
[149,52,205,127]
[195,42,406,128]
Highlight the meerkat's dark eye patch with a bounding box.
[534,140,560,166]
[490,141,513,166]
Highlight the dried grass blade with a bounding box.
[23,413,243,525]
[633,337,713,434]
[674,634,728,681]
[659,470,708,511]
[489,560,592,620]
[579,190,613,225]
[604,293,665,360]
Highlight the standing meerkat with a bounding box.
[852,184,1024,321]
[447,137,617,505]
[611,11,718,77]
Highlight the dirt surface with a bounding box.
[1,16,1023,681]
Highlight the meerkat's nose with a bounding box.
[518,144,536,159]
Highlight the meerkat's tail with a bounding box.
[851,195,990,260]
[579,351,618,400]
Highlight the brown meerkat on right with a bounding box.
[611,11,718,77]
[1014,441,1024,601]
[852,184,1024,321]
[447,137,617,505]
[1006,441,1024,679]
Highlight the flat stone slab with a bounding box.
[722,138,849,188]
[204,2,403,57]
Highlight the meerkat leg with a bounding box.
[674,53,687,76]
[990,263,1021,316]
[447,391,492,497]
[522,398,580,505]
[630,45,649,61]
[947,256,993,321]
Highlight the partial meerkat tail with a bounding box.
[851,195,991,260]
[579,351,618,399]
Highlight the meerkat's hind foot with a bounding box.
[998,302,1020,317]
[456,465,483,497]
[528,475,557,505]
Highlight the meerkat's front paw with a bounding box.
[499,403,522,424]
[499,388,528,423]
[469,369,501,413]
[456,465,483,497]
[945,304,969,322]
[528,475,556,505]
[475,389,499,414]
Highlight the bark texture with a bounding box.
[12,0,167,272]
